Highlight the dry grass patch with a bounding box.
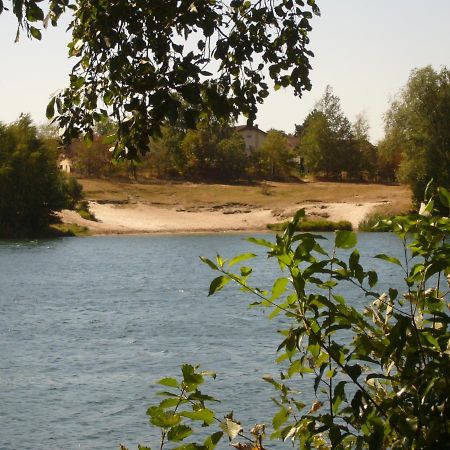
[79,178,412,212]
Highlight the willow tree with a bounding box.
[2,0,320,159]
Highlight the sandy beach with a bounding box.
[58,199,388,235]
[57,179,412,235]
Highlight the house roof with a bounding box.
[234,124,267,135]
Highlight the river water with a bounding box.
[0,233,405,450]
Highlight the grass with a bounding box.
[267,219,353,232]
[78,178,412,212]
[49,223,91,236]
[358,202,413,232]
[76,200,97,221]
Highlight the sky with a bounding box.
[0,1,449,143]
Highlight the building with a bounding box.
[234,124,267,153]
[58,156,72,173]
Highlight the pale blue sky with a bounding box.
[0,1,449,142]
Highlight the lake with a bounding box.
[0,233,405,450]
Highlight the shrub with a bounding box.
[76,200,97,221]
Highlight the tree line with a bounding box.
[61,65,449,209]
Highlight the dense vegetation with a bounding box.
[381,66,450,207]
[132,187,450,450]
[0,115,82,237]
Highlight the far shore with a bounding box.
[58,179,412,235]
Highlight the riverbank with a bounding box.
[58,180,412,234]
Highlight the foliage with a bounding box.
[375,130,403,184]
[180,120,247,180]
[298,87,373,180]
[351,113,377,181]
[68,135,114,177]
[49,222,90,237]
[257,129,295,180]
[383,66,450,206]
[357,212,395,232]
[138,187,449,449]
[267,218,352,232]
[76,199,96,221]
[2,0,320,158]
[146,126,187,179]
[0,115,79,237]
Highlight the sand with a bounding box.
[58,200,386,235]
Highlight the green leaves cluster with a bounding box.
[2,0,320,158]
[122,364,250,450]
[198,192,449,449]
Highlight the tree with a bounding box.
[376,128,403,183]
[1,0,320,158]
[0,115,76,236]
[298,87,362,179]
[180,120,247,180]
[383,66,450,205]
[258,129,294,179]
[145,126,187,179]
[298,110,336,177]
[352,113,377,180]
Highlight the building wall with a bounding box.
[236,127,267,153]
[59,158,72,173]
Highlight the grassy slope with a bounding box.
[79,178,412,215]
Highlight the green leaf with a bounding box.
[159,398,184,409]
[181,408,215,425]
[332,380,347,414]
[158,377,179,388]
[273,406,289,429]
[204,431,223,450]
[181,364,204,387]
[200,256,218,271]
[335,230,357,249]
[247,237,274,248]
[167,425,193,442]
[349,249,360,271]
[374,254,402,266]
[367,270,378,288]
[227,253,257,268]
[208,276,230,296]
[46,97,55,119]
[29,26,42,40]
[147,407,181,428]
[438,186,450,208]
[270,277,288,300]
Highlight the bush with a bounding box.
[0,116,74,237]
[130,187,450,450]
[76,200,97,221]
[358,212,394,232]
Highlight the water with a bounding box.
[0,233,405,450]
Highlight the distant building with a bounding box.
[234,124,267,153]
[58,156,72,173]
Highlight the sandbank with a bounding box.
[58,200,386,235]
